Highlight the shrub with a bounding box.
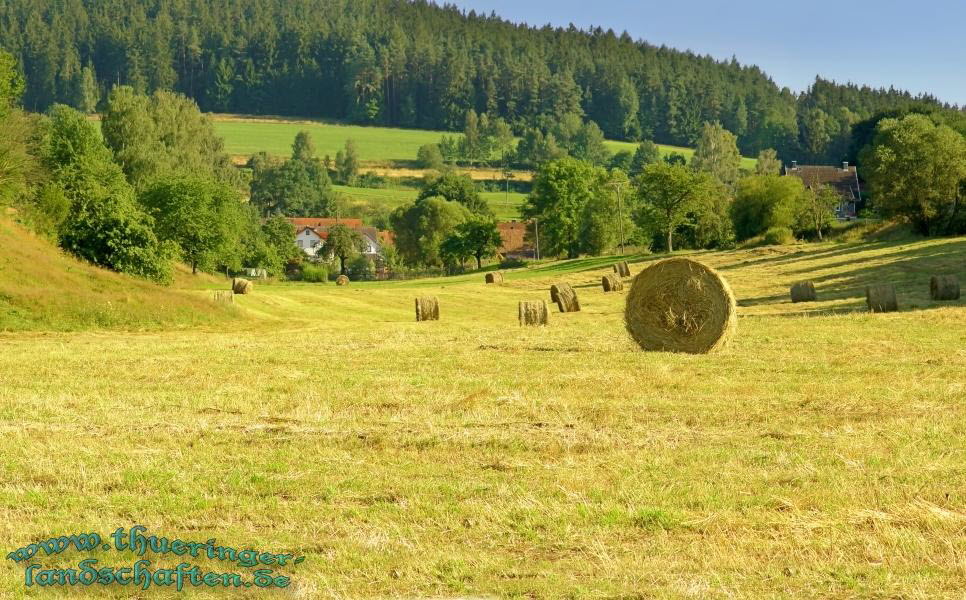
[763,226,795,245]
[499,256,528,269]
[301,263,328,283]
[416,143,444,170]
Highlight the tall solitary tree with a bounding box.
[691,122,742,188]
[523,157,608,258]
[634,163,712,253]
[324,224,366,275]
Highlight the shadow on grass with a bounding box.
[738,238,966,314]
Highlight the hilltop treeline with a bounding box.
[1,0,963,163]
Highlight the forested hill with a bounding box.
[1,0,962,163]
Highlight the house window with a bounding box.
[298,240,304,248]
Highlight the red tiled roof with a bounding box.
[287,217,364,228]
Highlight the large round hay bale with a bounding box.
[336,274,350,286]
[415,296,440,321]
[930,275,960,301]
[518,301,549,326]
[613,261,631,278]
[231,278,253,295]
[485,272,504,284]
[865,284,898,313]
[624,258,737,354]
[550,283,581,313]
[602,274,624,292]
[790,281,817,303]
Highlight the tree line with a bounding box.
[1,0,963,165]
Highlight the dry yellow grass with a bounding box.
[1,234,965,598]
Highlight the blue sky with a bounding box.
[445,0,965,106]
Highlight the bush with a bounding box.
[416,143,444,170]
[499,256,528,269]
[347,255,375,280]
[301,263,328,283]
[762,226,795,246]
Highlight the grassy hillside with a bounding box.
[333,184,528,220]
[212,114,758,170]
[2,235,964,597]
[0,217,238,331]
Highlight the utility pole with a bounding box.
[607,178,627,255]
[534,218,540,260]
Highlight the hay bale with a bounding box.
[613,261,631,278]
[790,281,817,303]
[624,258,737,354]
[231,278,253,295]
[212,290,234,304]
[550,283,581,313]
[415,296,440,321]
[518,301,549,326]
[930,275,960,301]
[485,272,504,284]
[865,284,898,313]
[602,274,624,292]
[336,275,350,286]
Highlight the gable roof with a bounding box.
[785,164,861,200]
[287,217,364,229]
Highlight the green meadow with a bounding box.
[333,184,528,220]
[212,115,757,170]
[2,214,965,597]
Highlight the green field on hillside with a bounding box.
[213,115,757,171]
[333,184,528,220]
[2,227,965,597]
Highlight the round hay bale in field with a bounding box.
[865,284,898,313]
[231,278,253,295]
[415,296,440,322]
[485,272,504,284]
[790,281,817,303]
[518,300,549,326]
[624,258,737,354]
[550,283,581,313]
[615,261,631,278]
[602,274,624,292]
[336,275,350,286]
[930,275,960,301]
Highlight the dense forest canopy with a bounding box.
[1,0,963,164]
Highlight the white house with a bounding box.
[289,218,384,259]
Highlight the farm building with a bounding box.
[497,220,534,259]
[287,218,385,259]
[784,161,863,219]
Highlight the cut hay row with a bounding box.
[790,281,817,303]
[231,278,253,295]
[212,290,234,304]
[518,301,549,326]
[415,296,440,322]
[485,272,504,284]
[625,258,736,354]
[602,274,624,292]
[550,283,580,313]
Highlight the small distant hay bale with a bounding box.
[415,296,440,322]
[624,258,737,354]
[865,284,898,313]
[518,301,549,326]
[613,261,631,278]
[930,275,960,301]
[485,272,504,284]
[336,275,350,286]
[790,281,817,303]
[231,278,253,295]
[550,283,581,313]
[212,290,234,304]
[602,274,624,292]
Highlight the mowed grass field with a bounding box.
[2,233,965,597]
[333,185,528,220]
[212,114,756,170]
